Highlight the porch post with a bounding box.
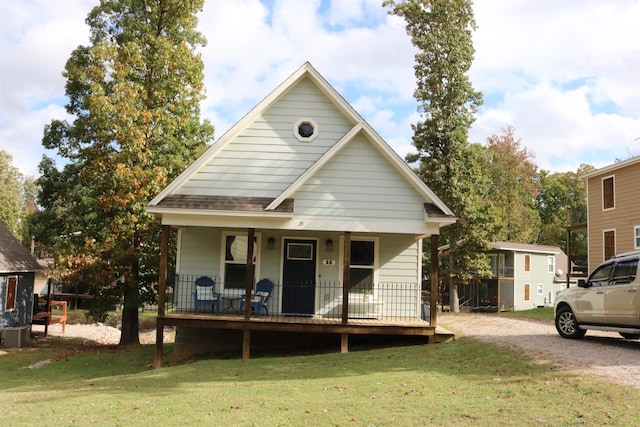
[341,232,351,325]
[242,228,255,360]
[429,234,439,328]
[243,228,255,320]
[497,250,502,312]
[154,224,170,368]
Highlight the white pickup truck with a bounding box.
[554,250,640,340]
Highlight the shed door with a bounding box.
[282,239,316,316]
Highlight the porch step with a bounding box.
[435,326,455,343]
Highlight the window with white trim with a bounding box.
[5,276,17,311]
[349,239,376,292]
[293,118,318,142]
[602,176,615,210]
[222,233,259,289]
[635,226,640,250]
[548,255,555,273]
[604,230,615,260]
[537,283,544,296]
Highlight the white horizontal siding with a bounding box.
[378,235,420,283]
[177,77,353,198]
[177,228,221,276]
[294,135,426,221]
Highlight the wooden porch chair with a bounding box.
[193,276,221,313]
[240,279,274,317]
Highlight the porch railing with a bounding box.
[162,274,425,322]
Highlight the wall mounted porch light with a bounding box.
[325,239,333,253]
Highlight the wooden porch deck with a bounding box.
[154,311,455,366]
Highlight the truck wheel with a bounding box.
[619,333,640,340]
[555,306,586,339]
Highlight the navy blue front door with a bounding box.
[282,239,316,316]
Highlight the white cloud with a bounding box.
[1,0,638,178]
[469,0,640,171]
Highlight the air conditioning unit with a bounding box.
[2,326,30,348]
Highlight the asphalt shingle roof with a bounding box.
[0,221,43,272]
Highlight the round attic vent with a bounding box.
[294,118,318,142]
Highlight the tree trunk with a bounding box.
[450,283,460,313]
[119,281,140,345]
[449,239,460,313]
[119,229,141,346]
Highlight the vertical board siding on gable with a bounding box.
[294,135,426,221]
[177,77,353,198]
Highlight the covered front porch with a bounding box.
[153,227,446,365]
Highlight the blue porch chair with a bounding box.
[193,276,221,313]
[240,279,274,317]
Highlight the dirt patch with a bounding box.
[29,323,174,346]
[439,313,640,389]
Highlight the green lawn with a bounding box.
[500,307,555,321]
[2,333,638,426]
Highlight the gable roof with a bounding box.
[489,242,562,254]
[147,62,454,225]
[438,241,562,255]
[582,155,640,179]
[0,221,43,273]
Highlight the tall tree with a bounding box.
[484,126,540,243]
[385,0,488,311]
[536,164,594,270]
[0,150,24,236]
[41,0,213,345]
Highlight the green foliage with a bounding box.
[0,150,28,239]
[386,0,490,287]
[535,164,592,269]
[38,0,213,344]
[85,300,110,323]
[483,126,541,243]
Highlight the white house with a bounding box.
[146,62,456,362]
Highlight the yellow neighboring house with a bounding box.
[583,155,640,271]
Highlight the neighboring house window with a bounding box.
[537,283,544,295]
[635,226,640,250]
[524,254,531,272]
[548,255,555,273]
[5,276,18,310]
[488,254,498,277]
[604,230,616,260]
[524,283,530,301]
[349,239,376,291]
[602,176,615,209]
[488,253,506,277]
[222,233,258,289]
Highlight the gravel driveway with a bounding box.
[438,313,640,389]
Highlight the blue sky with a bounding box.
[1,0,639,178]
